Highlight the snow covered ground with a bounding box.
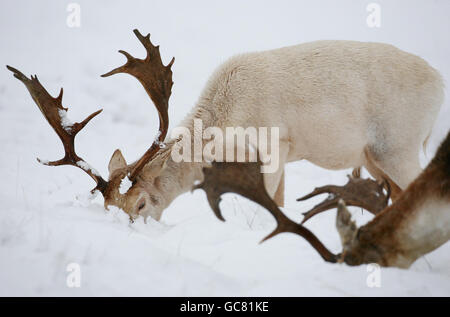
[0,0,449,296]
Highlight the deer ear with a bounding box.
[108,149,127,174]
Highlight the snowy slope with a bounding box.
[0,0,449,296]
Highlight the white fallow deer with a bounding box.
[8,29,444,222]
[196,131,450,268]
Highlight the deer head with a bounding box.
[7,29,176,221]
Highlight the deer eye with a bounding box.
[138,201,146,210]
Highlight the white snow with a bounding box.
[58,109,73,132]
[119,176,132,194]
[154,130,166,148]
[1,0,449,296]
[76,160,100,177]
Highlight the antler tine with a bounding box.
[296,184,341,202]
[297,175,390,224]
[194,160,338,263]
[7,65,108,194]
[102,29,175,181]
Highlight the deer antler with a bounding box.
[297,175,390,224]
[6,65,108,194]
[102,29,175,181]
[194,160,338,263]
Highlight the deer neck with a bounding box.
[164,159,205,200]
[164,104,220,200]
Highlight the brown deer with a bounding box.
[336,131,450,268]
[8,29,444,222]
[195,131,450,268]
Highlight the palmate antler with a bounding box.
[194,160,339,263]
[297,175,390,223]
[6,65,108,194]
[102,29,175,181]
[8,29,175,208]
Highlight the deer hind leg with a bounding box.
[363,153,402,201]
[363,146,421,201]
